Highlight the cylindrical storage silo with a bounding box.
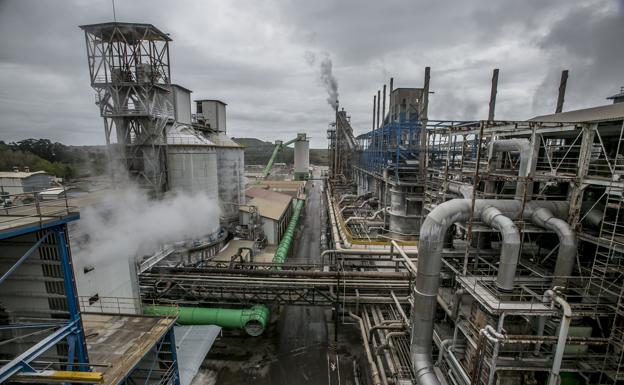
[210,133,245,228]
[294,134,309,180]
[166,125,219,200]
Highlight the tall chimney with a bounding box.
[389,77,394,122]
[373,94,377,131]
[420,67,430,121]
[382,84,387,128]
[488,68,499,121]
[556,70,569,113]
[377,90,381,129]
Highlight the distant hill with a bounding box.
[0,139,107,180]
[232,137,328,166]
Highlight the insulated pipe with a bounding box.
[447,182,473,199]
[412,198,569,385]
[544,290,572,385]
[481,207,521,291]
[350,312,382,385]
[144,304,269,336]
[345,212,384,224]
[327,190,353,249]
[531,207,577,287]
[488,139,534,199]
[273,199,305,264]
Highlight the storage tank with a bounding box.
[209,133,245,228]
[166,124,219,200]
[294,133,309,180]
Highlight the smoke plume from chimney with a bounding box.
[319,53,339,109]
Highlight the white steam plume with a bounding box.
[76,185,221,266]
[319,53,339,109]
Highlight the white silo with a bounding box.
[294,133,309,180]
[208,132,245,227]
[166,124,219,200]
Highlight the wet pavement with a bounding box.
[196,169,366,385]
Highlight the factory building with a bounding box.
[0,170,51,195]
[241,187,294,245]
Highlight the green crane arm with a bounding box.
[261,135,303,178]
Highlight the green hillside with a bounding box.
[232,137,328,166]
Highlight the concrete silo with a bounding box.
[294,133,309,180]
[208,133,245,227]
[166,124,219,200]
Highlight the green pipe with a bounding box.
[273,199,305,264]
[143,304,269,337]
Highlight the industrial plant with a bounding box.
[1,19,624,385]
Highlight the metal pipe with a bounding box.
[545,290,572,385]
[391,291,409,325]
[412,198,570,385]
[144,304,269,336]
[350,312,382,385]
[447,182,474,199]
[273,199,305,264]
[345,208,385,224]
[390,240,418,276]
[481,207,521,291]
[488,139,534,199]
[531,208,577,287]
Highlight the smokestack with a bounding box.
[389,77,394,122]
[382,84,387,128]
[488,68,499,121]
[377,90,381,129]
[372,94,376,131]
[556,70,569,113]
[420,67,430,121]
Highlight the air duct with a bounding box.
[531,208,577,287]
[412,198,569,385]
[488,139,534,199]
[481,207,521,291]
[144,304,270,336]
[273,199,305,264]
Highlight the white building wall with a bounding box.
[173,85,192,125]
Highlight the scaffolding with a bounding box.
[424,111,624,384]
[80,22,175,194]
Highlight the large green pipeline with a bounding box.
[273,199,305,264]
[143,304,269,336]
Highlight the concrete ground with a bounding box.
[197,168,366,385]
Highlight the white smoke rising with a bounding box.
[319,52,339,109]
[77,186,221,266]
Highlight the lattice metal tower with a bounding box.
[80,22,174,194]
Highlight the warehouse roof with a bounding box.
[529,102,624,123]
[0,171,48,179]
[241,189,293,221]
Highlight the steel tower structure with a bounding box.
[80,22,174,194]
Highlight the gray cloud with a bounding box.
[0,0,622,148]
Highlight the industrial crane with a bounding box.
[261,133,307,178]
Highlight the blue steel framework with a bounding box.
[0,216,89,383]
[0,213,181,384]
[357,112,422,182]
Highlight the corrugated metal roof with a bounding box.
[207,132,242,148]
[240,196,290,221]
[167,125,214,146]
[174,325,221,385]
[529,102,624,123]
[246,187,293,205]
[0,171,48,178]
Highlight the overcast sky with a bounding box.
[1,0,623,148]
